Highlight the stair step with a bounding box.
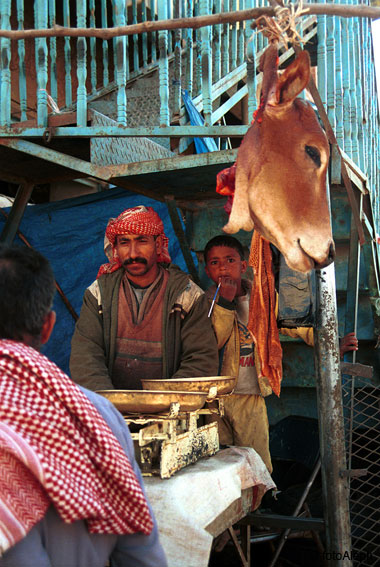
[90,109,174,166]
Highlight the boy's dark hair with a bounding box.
[204,235,245,263]
[0,245,55,341]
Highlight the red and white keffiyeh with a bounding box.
[98,205,171,277]
[0,339,153,554]
[0,422,50,554]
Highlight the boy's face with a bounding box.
[205,245,247,287]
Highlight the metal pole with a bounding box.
[313,263,352,566]
[343,199,362,480]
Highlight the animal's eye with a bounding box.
[305,145,321,167]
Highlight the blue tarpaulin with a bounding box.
[0,188,195,376]
[182,89,218,154]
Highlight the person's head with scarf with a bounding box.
[97,206,171,287]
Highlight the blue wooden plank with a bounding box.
[173,0,182,114]
[354,15,365,172]
[0,0,11,126]
[158,1,170,126]
[0,125,249,137]
[167,0,173,53]
[212,84,247,124]
[89,0,97,94]
[341,6,352,156]
[334,11,343,148]
[317,0,327,108]
[150,0,157,64]
[35,0,49,127]
[326,1,336,134]
[142,0,148,67]
[16,0,27,122]
[63,0,72,108]
[230,0,237,70]
[0,138,105,178]
[200,0,212,125]
[245,0,256,121]
[330,9,342,184]
[76,0,87,127]
[185,0,194,96]
[48,0,58,104]
[101,0,109,87]
[237,0,245,67]
[213,0,222,83]
[348,0,359,164]
[195,0,202,96]
[222,0,229,77]
[361,17,369,176]
[113,0,127,125]
[132,0,139,72]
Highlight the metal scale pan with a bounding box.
[96,389,208,414]
[141,376,236,396]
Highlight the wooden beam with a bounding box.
[0,5,379,41]
[0,182,34,244]
[0,125,249,138]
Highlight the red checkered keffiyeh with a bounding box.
[0,339,153,554]
[0,422,50,554]
[98,205,171,277]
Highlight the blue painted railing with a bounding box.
[0,0,379,233]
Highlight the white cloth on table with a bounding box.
[144,446,275,567]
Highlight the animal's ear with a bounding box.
[259,43,280,106]
[274,50,311,105]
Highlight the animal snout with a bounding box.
[313,241,335,270]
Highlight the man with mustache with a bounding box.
[70,206,218,391]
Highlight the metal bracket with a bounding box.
[340,468,368,479]
[43,126,55,143]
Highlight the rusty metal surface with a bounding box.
[96,389,208,414]
[159,422,219,478]
[141,376,236,395]
[313,264,352,565]
[125,409,219,478]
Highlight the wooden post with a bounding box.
[63,0,72,107]
[76,0,87,127]
[165,196,201,287]
[200,0,212,125]
[114,0,127,125]
[17,0,28,122]
[158,1,170,126]
[0,183,34,244]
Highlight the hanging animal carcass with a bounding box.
[223,44,335,273]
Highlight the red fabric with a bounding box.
[0,422,50,552]
[247,232,283,397]
[0,339,153,552]
[98,206,171,277]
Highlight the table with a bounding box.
[144,446,275,567]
